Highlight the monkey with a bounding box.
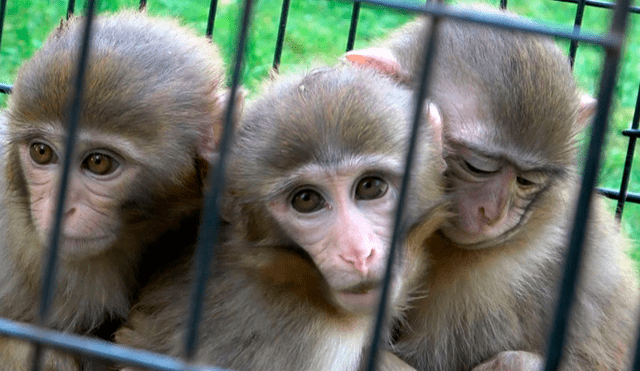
[0,11,228,370]
[114,65,451,371]
[343,5,640,371]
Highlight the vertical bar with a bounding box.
[206,0,219,38]
[615,82,640,219]
[183,0,254,361]
[542,0,631,370]
[363,15,441,371]
[272,0,291,72]
[500,0,508,9]
[67,0,76,18]
[568,0,588,68]
[30,0,97,370]
[346,1,361,52]
[0,0,6,51]
[139,0,147,10]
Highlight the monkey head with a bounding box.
[224,66,446,315]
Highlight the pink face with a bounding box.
[18,128,142,258]
[267,158,404,314]
[441,146,548,247]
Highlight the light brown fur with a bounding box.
[116,66,448,371]
[345,5,639,371]
[0,11,225,370]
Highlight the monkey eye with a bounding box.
[463,159,499,175]
[516,176,535,187]
[355,176,388,200]
[29,143,58,165]
[82,153,119,176]
[291,189,325,213]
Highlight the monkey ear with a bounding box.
[576,93,597,130]
[342,48,403,81]
[424,102,446,173]
[198,88,247,164]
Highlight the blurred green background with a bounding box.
[1,0,638,261]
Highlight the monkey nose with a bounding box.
[479,206,502,226]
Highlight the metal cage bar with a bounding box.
[614,82,640,219]
[182,0,254,361]
[0,0,636,370]
[543,0,631,368]
[272,0,291,71]
[30,0,97,370]
[346,1,361,51]
[362,13,441,371]
[0,0,6,51]
[568,0,587,67]
[206,0,219,38]
[553,0,640,14]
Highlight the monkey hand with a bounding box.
[377,350,418,371]
[471,351,544,371]
[0,337,81,371]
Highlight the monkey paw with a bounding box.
[471,351,544,371]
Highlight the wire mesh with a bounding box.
[0,0,637,370]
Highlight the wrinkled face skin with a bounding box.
[440,145,549,248]
[267,158,404,314]
[18,128,142,259]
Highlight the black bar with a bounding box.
[568,0,587,68]
[0,317,228,371]
[272,0,291,71]
[622,128,640,137]
[206,0,218,38]
[346,1,361,51]
[363,16,441,371]
[542,0,631,369]
[552,0,640,14]
[597,188,640,204]
[139,0,147,10]
[351,0,619,48]
[67,0,75,18]
[31,1,97,370]
[0,83,11,94]
[500,0,507,9]
[183,0,254,361]
[0,0,6,51]
[614,84,640,218]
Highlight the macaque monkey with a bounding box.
[115,65,449,371]
[344,5,639,371]
[0,11,227,370]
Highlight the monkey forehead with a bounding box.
[8,11,223,148]
[236,67,436,170]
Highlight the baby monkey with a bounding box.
[345,5,639,371]
[115,65,449,371]
[0,11,226,370]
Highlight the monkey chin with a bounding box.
[441,210,534,250]
[57,235,119,260]
[336,289,382,314]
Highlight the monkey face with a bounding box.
[441,146,549,248]
[17,129,143,259]
[266,160,404,314]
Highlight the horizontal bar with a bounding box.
[552,0,640,14]
[598,187,640,203]
[622,129,640,137]
[0,317,229,371]
[347,0,620,48]
[0,83,11,94]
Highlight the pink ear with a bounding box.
[576,93,597,130]
[425,102,446,173]
[343,47,402,80]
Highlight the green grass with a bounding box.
[1,0,639,254]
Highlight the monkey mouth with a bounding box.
[59,235,115,257]
[336,281,382,312]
